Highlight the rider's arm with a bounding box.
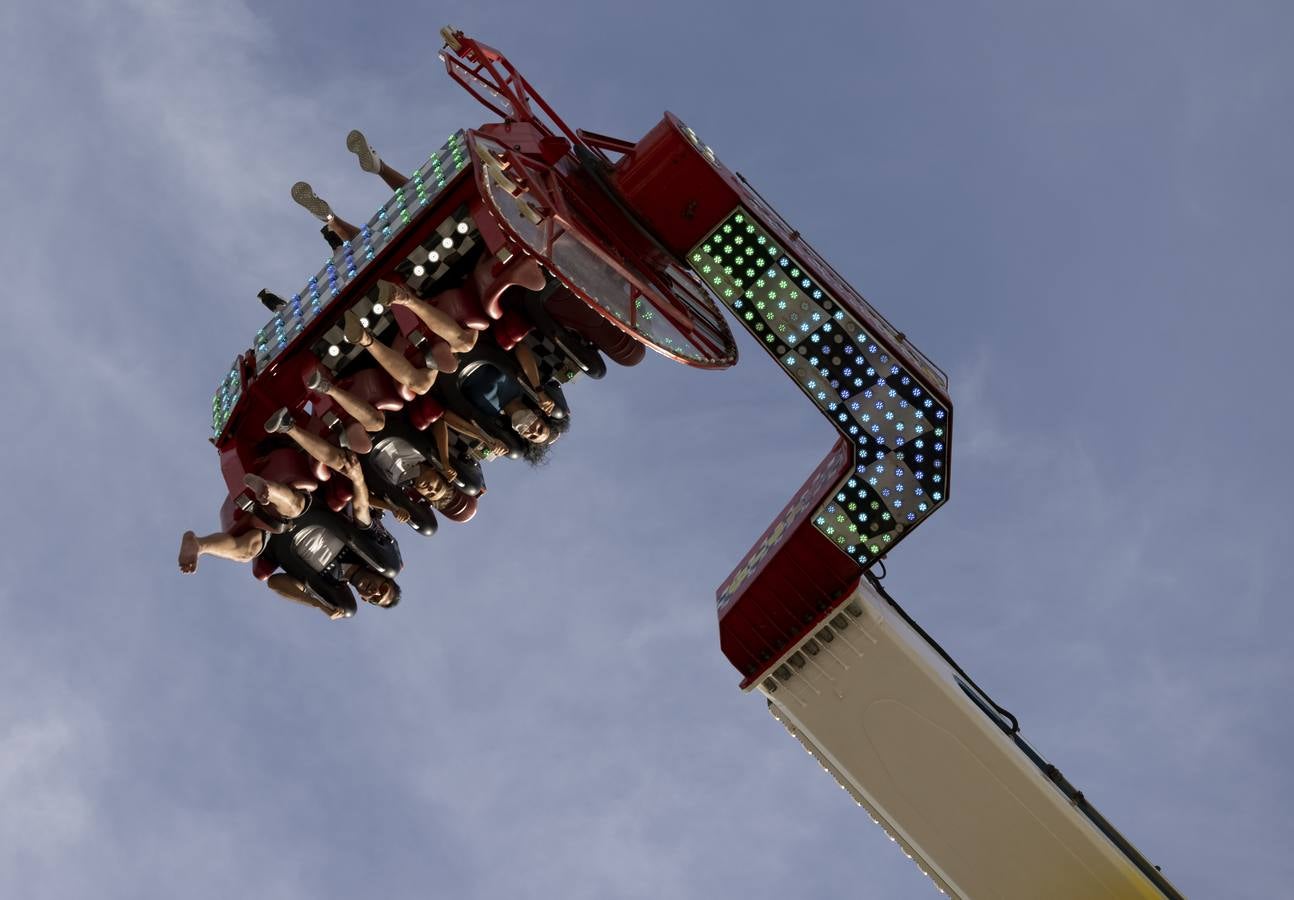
[513,341,543,391]
[431,419,457,481]
[511,342,556,414]
[442,410,506,456]
[368,493,411,523]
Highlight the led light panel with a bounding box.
[689,209,951,562]
[391,205,480,296]
[210,359,243,437]
[211,132,471,437]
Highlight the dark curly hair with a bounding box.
[521,439,554,467]
[548,414,572,437]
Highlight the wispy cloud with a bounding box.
[3,2,1293,898]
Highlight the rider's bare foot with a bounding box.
[178,531,200,574]
[243,473,271,506]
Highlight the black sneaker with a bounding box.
[258,289,287,312]
[320,225,343,250]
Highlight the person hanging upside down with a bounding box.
[259,494,403,618]
[177,473,302,574]
[303,365,487,497]
[178,475,399,619]
[303,368,478,525]
[438,334,571,465]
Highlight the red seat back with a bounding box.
[408,393,446,431]
[439,491,478,523]
[257,447,321,491]
[251,555,277,581]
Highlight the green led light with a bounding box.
[687,206,952,566]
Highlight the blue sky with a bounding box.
[2,1,1291,896]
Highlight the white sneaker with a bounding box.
[291,182,333,222]
[303,368,332,393]
[264,408,296,434]
[346,130,383,175]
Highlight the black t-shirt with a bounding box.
[358,417,442,526]
[461,362,523,419]
[262,499,404,612]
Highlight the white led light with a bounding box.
[689,207,953,566]
[412,265,425,277]
[360,317,370,328]
[371,303,385,315]
[327,345,340,357]
[428,250,440,264]
[441,236,454,249]
[455,221,469,234]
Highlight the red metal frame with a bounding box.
[467,128,736,367]
[612,112,951,404]
[601,112,955,682]
[440,29,737,369]
[204,29,950,685]
[214,174,481,497]
[441,29,590,153]
[714,440,865,684]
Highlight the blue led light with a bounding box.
[688,206,952,565]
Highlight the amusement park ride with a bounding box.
[195,28,1185,899]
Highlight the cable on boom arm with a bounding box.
[866,564,1020,735]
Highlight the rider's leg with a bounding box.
[347,130,410,191]
[265,409,373,527]
[266,410,352,475]
[178,528,266,573]
[343,312,438,396]
[243,474,308,519]
[380,281,477,353]
[304,369,386,432]
[291,181,359,241]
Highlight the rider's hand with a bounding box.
[392,507,411,524]
[537,392,556,416]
